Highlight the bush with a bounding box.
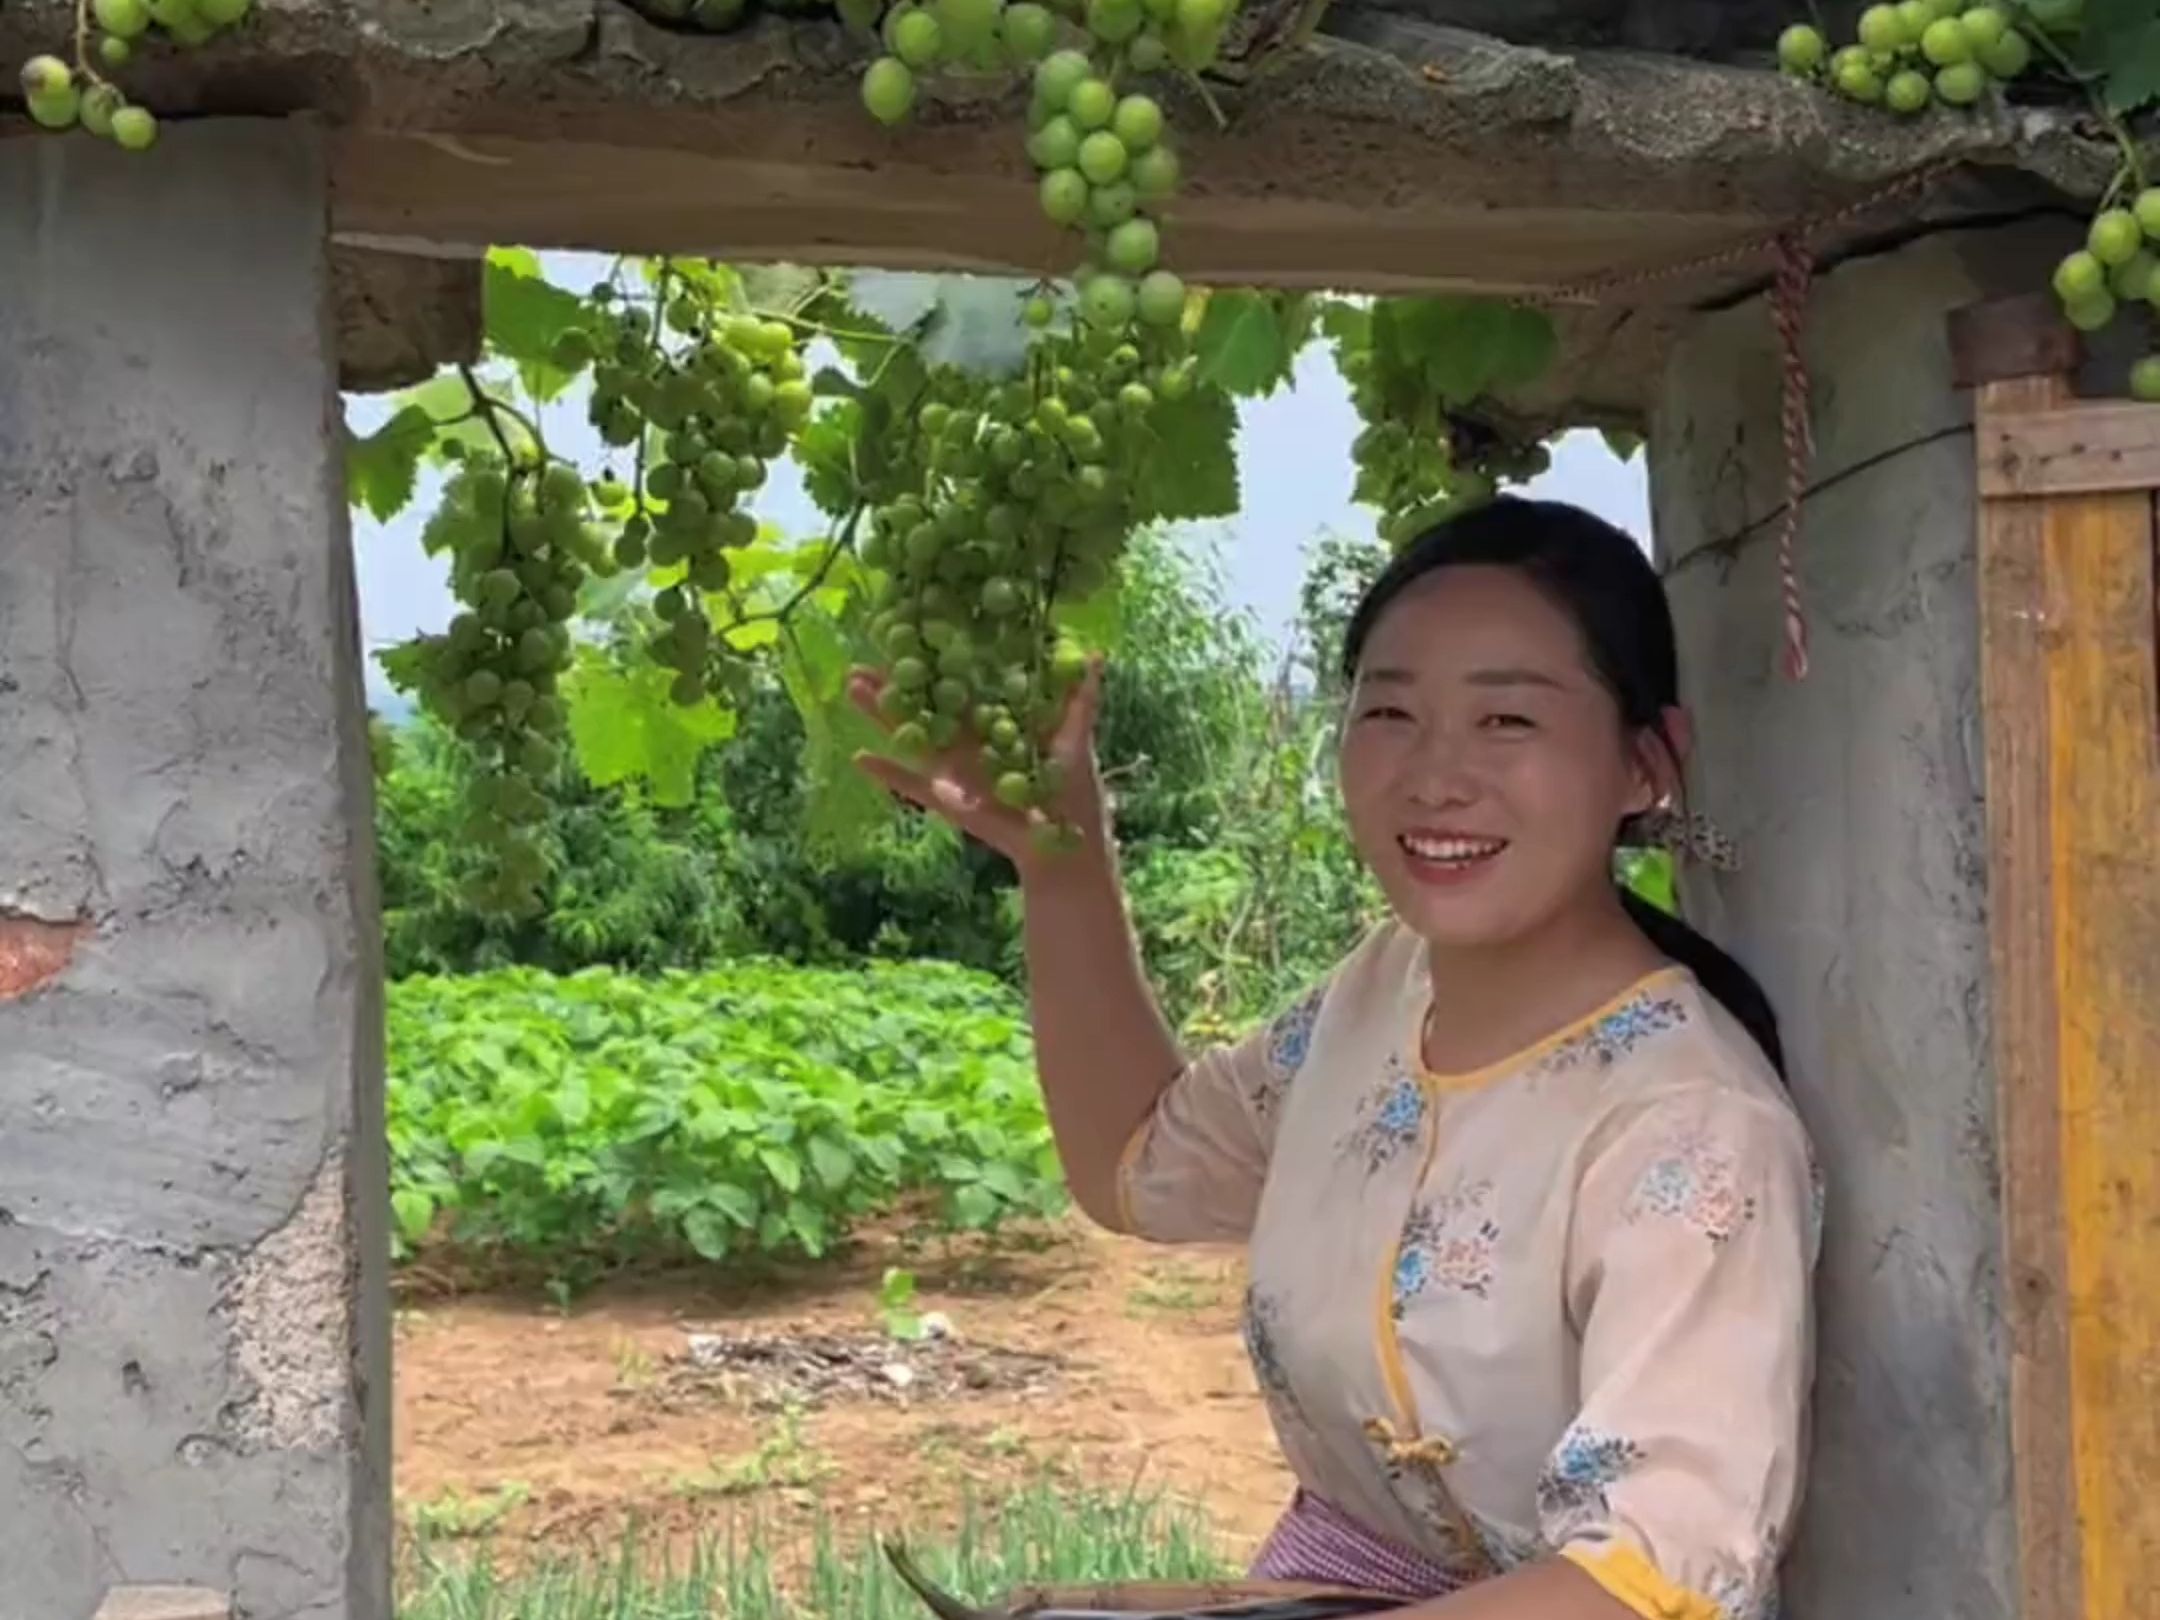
[386,961,1065,1275]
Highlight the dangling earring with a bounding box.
[1636,797,1742,873]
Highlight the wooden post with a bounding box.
[1952,293,2160,1620]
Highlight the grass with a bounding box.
[397,1477,1232,1620]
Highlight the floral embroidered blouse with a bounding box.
[1114,920,1821,1620]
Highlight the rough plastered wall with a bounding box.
[1649,218,2080,1619]
[0,121,391,1620]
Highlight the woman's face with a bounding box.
[1337,565,1664,952]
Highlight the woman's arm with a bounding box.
[849,659,1184,1229]
[1014,838,1186,1229]
[1394,1560,1637,1620]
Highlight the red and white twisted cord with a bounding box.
[1771,234,1815,682]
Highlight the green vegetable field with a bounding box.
[388,961,1065,1275]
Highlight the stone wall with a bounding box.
[1648,219,2082,1620]
[0,121,389,1620]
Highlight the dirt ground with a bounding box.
[393,1215,1295,1566]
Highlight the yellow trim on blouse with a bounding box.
[1374,1081,1448,1433]
[1409,964,1691,1091]
[1375,964,1691,1436]
[1561,1542,1727,1620]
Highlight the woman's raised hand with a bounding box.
[846,656,1109,876]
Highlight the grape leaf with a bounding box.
[846,272,1035,378]
[802,285,912,372]
[1377,297,1555,407]
[2082,0,2160,112]
[658,258,743,307]
[345,405,436,522]
[397,372,535,462]
[795,399,864,516]
[563,653,739,807]
[1139,387,1240,521]
[1318,297,1370,352]
[1053,578,1124,652]
[482,248,587,403]
[737,263,825,313]
[723,620,783,652]
[578,567,645,622]
[1274,293,1320,363]
[781,608,893,851]
[916,278,1035,378]
[419,478,492,560]
[1193,291,1296,396]
[844,269,944,335]
[376,638,434,695]
[1600,426,1644,462]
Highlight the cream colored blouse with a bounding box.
[1116,920,1820,1620]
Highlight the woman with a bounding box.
[849,496,1819,1620]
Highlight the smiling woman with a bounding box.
[848,494,1818,1620]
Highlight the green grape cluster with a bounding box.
[857,329,1193,846]
[1776,1,2044,112]
[2050,191,2160,398]
[560,293,814,705]
[391,455,604,911]
[855,0,1225,339]
[1025,50,1190,333]
[15,0,258,150]
[18,53,159,147]
[1339,351,1550,547]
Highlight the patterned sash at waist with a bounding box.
[1248,1490,1476,1601]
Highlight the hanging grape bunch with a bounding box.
[568,285,814,705]
[855,0,1222,339]
[392,455,604,912]
[845,0,1224,843]
[2050,190,2160,399]
[1775,0,2049,113]
[14,0,259,149]
[856,326,1194,849]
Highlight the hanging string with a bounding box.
[1518,156,1963,683]
[1770,233,1816,682]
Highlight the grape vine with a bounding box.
[1325,298,1559,545]
[350,256,1559,913]
[1778,0,2160,396]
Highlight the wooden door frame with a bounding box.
[1953,293,2160,1620]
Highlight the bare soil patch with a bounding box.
[393,1216,1295,1563]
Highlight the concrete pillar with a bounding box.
[1647,219,2085,1620]
[0,122,389,1620]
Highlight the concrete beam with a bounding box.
[0,2,2115,405]
[5,1,2111,410]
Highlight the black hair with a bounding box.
[1339,495,1786,1079]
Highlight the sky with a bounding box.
[346,253,1649,710]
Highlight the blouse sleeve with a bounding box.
[1542,1086,1821,1620]
[1111,976,1330,1244]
